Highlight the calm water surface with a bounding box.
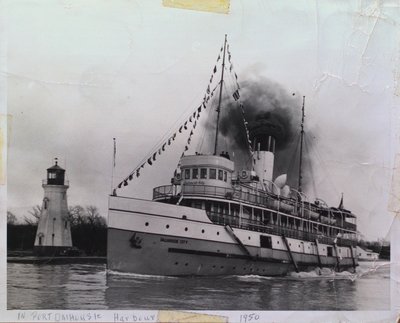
[7,261,390,310]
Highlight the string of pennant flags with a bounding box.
[114,44,226,191]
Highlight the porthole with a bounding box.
[233,267,236,270]
[277,241,279,244]
[244,267,247,270]
[185,263,188,266]
[248,236,251,240]
[289,243,291,246]
[166,224,170,229]
[298,245,300,248]
[220,266,224,269]
[201,229,205,233]
[217,232,220,235]
[175,262,179,265]
[145,222,149,226]
[182,215,187,219]
[185,227,188,231]
[212,265,216,268]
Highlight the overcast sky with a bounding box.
[5,1,400,240]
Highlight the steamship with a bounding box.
[107,36,358,276]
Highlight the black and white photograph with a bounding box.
[1,1,399,322]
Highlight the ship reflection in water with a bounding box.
[8,262,389,310]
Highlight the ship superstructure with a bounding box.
[107,35,358,276]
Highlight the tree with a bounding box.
[7,211,17,225]
[24,205,42,225]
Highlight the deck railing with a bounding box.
[207,211,357,247]
[153,184,357,236]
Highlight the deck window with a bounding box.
[185,169,190,179]
[192,168,199,179]
[224,171,227,182]
[210,168,216,179]
[218,169,223,180]
[200,168,207,179]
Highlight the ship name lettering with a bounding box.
[160,237,179,243]
[179,239,188,244]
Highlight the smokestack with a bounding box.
[253,135,276,183]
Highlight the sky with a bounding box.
[4,0,400,240]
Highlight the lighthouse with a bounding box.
[34,158,73,256]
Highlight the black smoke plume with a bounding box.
[218,76,313,190]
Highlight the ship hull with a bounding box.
[107,196,357,276]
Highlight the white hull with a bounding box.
[107,196,357,276]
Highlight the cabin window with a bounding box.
[218,170,223,180]
[192,168,199,179]
[224,171,227,182]
[185,169,190,179]
[327,246,333,257]
[43,199,48,210]
[210,168,216,179]
[193,201,202,209]
[200,168,207,179]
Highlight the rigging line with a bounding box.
[119,71,224,186]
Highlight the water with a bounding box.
[7,261,390,310]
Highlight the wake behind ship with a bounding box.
[107,35,358,276]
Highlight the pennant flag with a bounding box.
[153,152,157,161]
[187,138,191,144]
[172,133,177,140]
[184,121,188,130]
[190,130,194,136]
[148,157,153,165]
[118,182,122,188]
[136,170,140,177]
[207,85,210,94]
[168,138,171,145]
[217,54,221,61]
[220,46,223,52]
[189,116,192,122]
[129,174,133,181]
[210,75,213,83]
[197,113,200,120]
[230,64,233,72]
[197,106,202,113]
[234,72,238,80]
[158,149,162,155]
[162,143,166,151]
[228,53,231,62]
[179,126,183,133]
[123,180,128,187]
[213,66,217,73]
[233,90,240,101]
[141,163,145,168]
[193,121,197,128]
[203,102,206,109]
[184,145,188,151]
[181,152,185,158]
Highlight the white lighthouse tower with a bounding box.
[34,158,73,256]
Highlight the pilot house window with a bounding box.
[192,168,199,179]
[218,170,223,180]
[210,169,216,179]
[200,168,207,179]
[185,169,190,179]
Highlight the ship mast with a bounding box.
[214,34,227,155]
[298,96,305,194]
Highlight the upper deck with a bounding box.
[153,183,357,233]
